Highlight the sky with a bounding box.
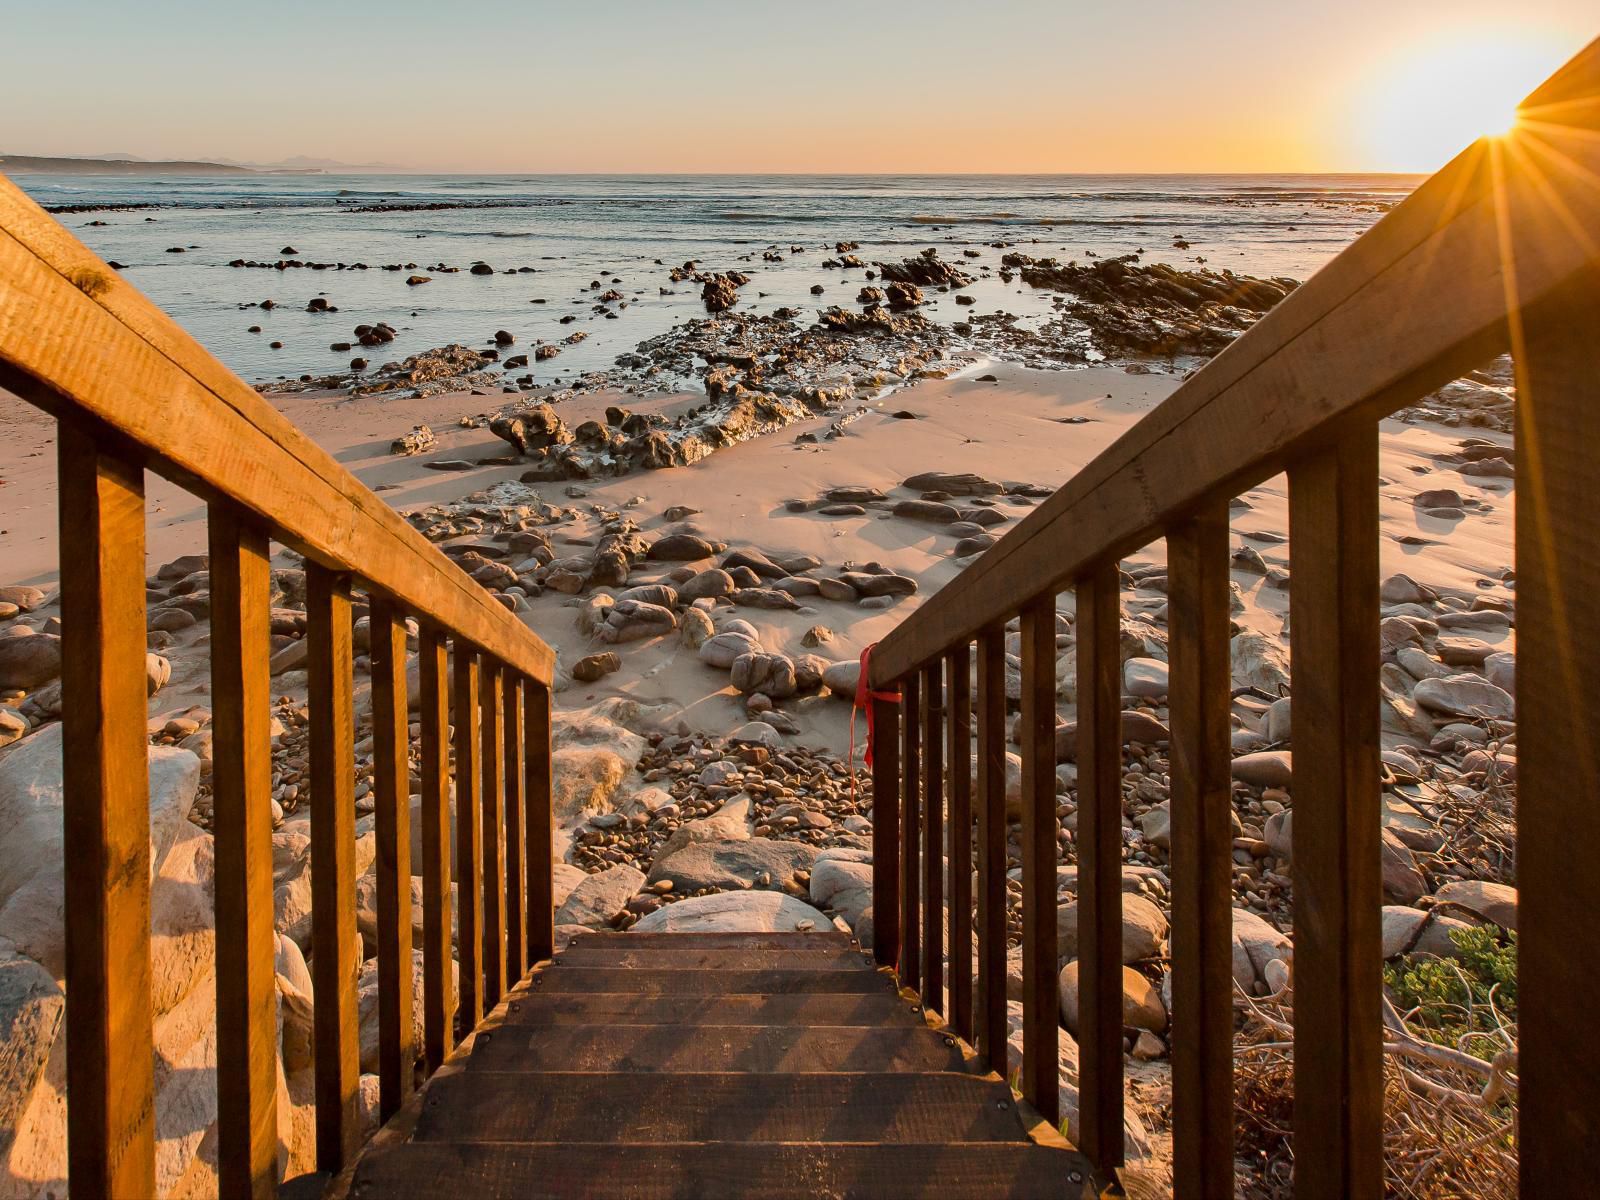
[2,0,1594,173]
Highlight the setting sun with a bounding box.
[1345,27,1573,170]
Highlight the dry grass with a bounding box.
[1233,979,1517,1199]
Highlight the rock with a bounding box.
[658,795,754,857]
[550,747,627,819]
[0,586,47,613]
[0,634,61,690]
[631,890,832,934]
[892,499,960,524]
[0,949,63,1153]
[1230,630,1290,694]
[1054,711,1169,761]
[649,533,718,562]
[700,631,761,669]
[679,608,714,650]
[731,588,800,611]
[821,659,862,698]
[647,838,819,893]
[1057,892,1168,964]
[1058,961,1166,1035]
[1413,675,1514,720]
[1483,651,1515,693]
[731,652,797,699]
[1381,827,1427,904]
[1432,880,1517,930]
[599,599,677,644]
[1381,573,1438,604]
[357,948,428,1073]
[679,568,736,600]
[1123,658,1169,700]
[730,721,783,747]
[146,652,172,696]
[554,864,646,928]
[1230,907,1293,990]
[1231,750,1292,788]
[1381,906,1429,958]
[572,652,621,683]
[900,471,1003,496]
[808,855,873,927]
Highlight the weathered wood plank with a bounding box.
[0,175,555,686]
[1018,595,1059,1126]
[870,688,902,970]
[207,504,278,1198]
[920,661,944,1016]
[974,628,1009,1075]
[1075,562,1124,1168]
[866,42,1600,689]
[946,642,973,1043]
[531,967,893,996]
[899,671,922,993]
[468,1024,969,1074]
[479,659,506,1009]
[1166,506,1235,1198]
[57,425,155,1199]
[352,1142,1098,1200]
[502,672,526,982]
[1513,269,1600,1192]
[1289,432,1382,1199]
[454,645,484,1032]
[498,992,924,1028]
[413,1071,1034,1143]
[306,563,360,1170]
[368,596,415,1121]
[524,680,554,964]
[418,625,455,1072]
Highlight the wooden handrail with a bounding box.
[0,165,560,1194]
[863,35,1600,1200]
[867,36,1600,692]
[0,174,554,685]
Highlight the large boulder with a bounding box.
[658,795,753,857]
[0,634,62,691]
[0,950,63,1159]
[1412,675,1514,721]
[630,890,831,933]
[1057,962,1166,1035]
[1057,893,1168,964]
[554,864,646,929]
[1432,880,1517,931]
[551,747,628,820]
[1230,630,1290,694]
[646,839,819,894]
[1230,907,1292,991]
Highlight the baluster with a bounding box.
[1019,595,1058,1125]
[1167,507,1234,1197]
[1289,430,1381,1199]
[1076,563,1124,1166]
[453,644,483,1030]
[418,626,454,1071]
[899,671,922,993]
[524,679,555,963]
[946,643,973,1040]
[503,671,526,981]
[58,427,155,1198]
[306,563,359,1168]
[975,628,1008,1074]
[368,596,414,1120]
[208,504,277,1197]
[921,661,944,1015]
[1516,280,1600,1190]
[869,684,901,969]
[480,659,506,1009]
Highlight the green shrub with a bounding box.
[1384,924,1516,1059]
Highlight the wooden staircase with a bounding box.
[342,931,1099,1199]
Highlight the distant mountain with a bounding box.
[0,154,264,176]
[207,153,413,173]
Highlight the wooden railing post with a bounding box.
[899,672,922,993]
[208,504,278,1197]
[975,628,1008,1074]
[368,596,414,1121]
[1076,563,1123,1167]
[479,659,507,1009]
[1514,273,1600,1191]
[921,661,945,1015]
[1019,595,1059,1125]
[453,644,483,1031]
[869,686,901,969]
[524,679,554,963]
[418,626,454,1071]
[946,642,973,1042]
[503,671,527,981]
[1289,431,1382,1199]
[306,562,360,1170]
[58,425,156,1199]
[1167,506,1235,1197]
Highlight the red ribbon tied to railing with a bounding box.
[848,643,900,802]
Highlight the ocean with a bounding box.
[12,173,1420,387]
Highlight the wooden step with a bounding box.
[468,1024,971,1074]
[565,930,855,950]
[533,967,892,996]
[552,946,877,971]
[350,1142,1098,1199]
[412,1072,1032,1144]
[499,991,926,1028]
